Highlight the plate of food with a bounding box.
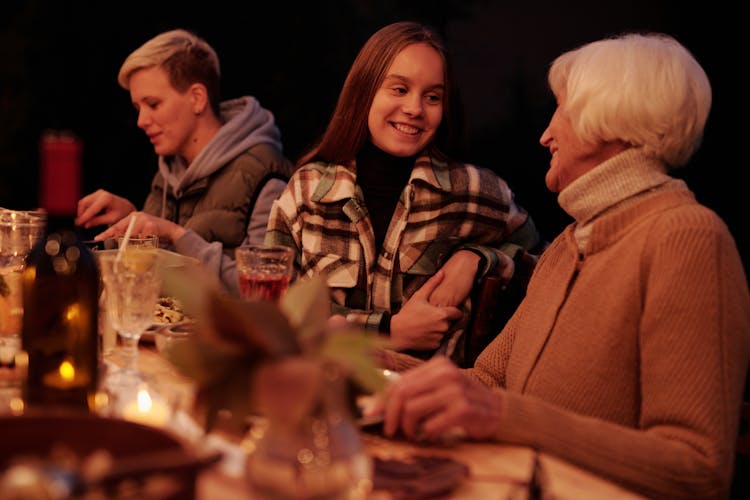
[141,296,193,343]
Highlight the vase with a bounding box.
[244,358,372,499]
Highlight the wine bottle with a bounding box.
[21,131,100,411]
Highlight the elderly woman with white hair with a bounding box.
[376,32,750,499]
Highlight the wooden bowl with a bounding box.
[0,413,209,499]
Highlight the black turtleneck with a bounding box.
[356,142,415,251]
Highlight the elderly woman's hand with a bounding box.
[382,356,502,442]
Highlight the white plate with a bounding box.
[141,319,194,343]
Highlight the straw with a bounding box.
[117,214,137,262]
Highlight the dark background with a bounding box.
[1,1,744,271]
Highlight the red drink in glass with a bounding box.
[238,273,291,302]
[235,245,294,303]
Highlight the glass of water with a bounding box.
[0,208,46,369]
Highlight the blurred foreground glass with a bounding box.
[0,209,46,370]
[244,361,372,499]
[235,245,294,302]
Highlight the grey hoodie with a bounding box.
[143,95,294,294]
[156,95,283,211]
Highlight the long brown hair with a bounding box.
[297,21,465,167]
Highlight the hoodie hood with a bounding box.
[158,96,283,198]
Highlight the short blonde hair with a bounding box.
[118,29,222,116]
[548,32,711,168]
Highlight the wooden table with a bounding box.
[132,346,645,499]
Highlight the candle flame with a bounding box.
[65,303,80,321]
[59,359,75,381]
[137,388,153,412]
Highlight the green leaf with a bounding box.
[280,274,330,347]
[160,334,247,386]
[206,293,301,356]
[319,329,390,394]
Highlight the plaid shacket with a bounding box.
[265,150,537,356]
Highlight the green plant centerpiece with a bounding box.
[158,263,387,498]
[159,265,388,434]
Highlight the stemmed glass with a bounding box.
[97,248,160,386]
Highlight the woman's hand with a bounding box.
[382,356,502,441]
[428,250,481,307]
[390,271,463,351]
[93,211,186,244]
[76,189,136,229]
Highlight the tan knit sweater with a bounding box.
[470,150,750,499]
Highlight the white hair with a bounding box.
[548,32,711,168]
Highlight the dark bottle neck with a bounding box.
[44,214,81,237]
[38,132,83,227]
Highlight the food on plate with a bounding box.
[154,296,185,324]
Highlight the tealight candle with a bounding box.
[42,359,90,389]
[121,387,171,427]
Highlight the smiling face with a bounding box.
[128,66,198,158]
[367,42,445,157]
[539,91,627,192]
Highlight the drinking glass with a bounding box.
[118,234,159,250]
[0,208,46,371]
[245,361,371,498]
[235,245,294,302]
[97,249,160,386]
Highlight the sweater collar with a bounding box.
[355,141,414,188]
[558,148,672,225]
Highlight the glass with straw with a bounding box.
[97,216,160,387]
